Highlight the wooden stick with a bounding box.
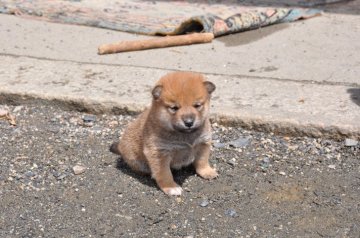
[98,33,214,55]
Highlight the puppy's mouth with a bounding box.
[174,126,199,133]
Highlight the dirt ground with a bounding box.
[0,102,359,238]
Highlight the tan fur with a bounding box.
[110,71,218,196]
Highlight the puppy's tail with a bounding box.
[110,142,121,155]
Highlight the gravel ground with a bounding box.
[0,102,359,238]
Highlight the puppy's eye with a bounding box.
[168,105,179,113]
[193,103,203,110]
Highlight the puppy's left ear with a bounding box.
[152,85,162,100]
[204,81,216,95]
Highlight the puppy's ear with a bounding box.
[204,81,216,95]
[152,85,162,100]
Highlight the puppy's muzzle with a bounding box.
[182,115,195,128]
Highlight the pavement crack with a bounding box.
[1,53,359,88]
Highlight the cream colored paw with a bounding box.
[162,186,183,196]
[197,167,219,180]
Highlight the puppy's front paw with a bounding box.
[162,186,183,196]
[197,167,219,180]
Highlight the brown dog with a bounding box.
[110,71,218,196]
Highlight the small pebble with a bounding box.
[225,209,237,217]
[13,106,24,113]
[24,171,35,177]
[83,114,96,123]
[288,145,298,151]
[263,157,270,164]
[227,158,237,166]
[279,171,286,176]
[69,117,81,125]
[108,120,118,127]
[328,164,336,169]
[51,170,61,178]
[57,174,67,180]
[73,165,86,175]
[229,136,251,148]
[199,200,209,207]
[261,157,270,170]
[213,142,226,148]
[345,138,358,147]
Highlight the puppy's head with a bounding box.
[151,72,215,133]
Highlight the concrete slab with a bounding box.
[0,14,359,85]
[0,9,359,139]
[0,55,359,139]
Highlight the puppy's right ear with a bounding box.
[152,85,162,100]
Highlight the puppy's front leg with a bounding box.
[193,144,218,179]
[147,154,182,196]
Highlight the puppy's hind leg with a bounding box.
[125,158,151,175]
[110,142,151,175]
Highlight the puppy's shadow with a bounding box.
[115,157,195,188]
[347,88,360,107]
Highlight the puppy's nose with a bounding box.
[183,117,194,128]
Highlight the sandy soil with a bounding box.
[0,102,359,237]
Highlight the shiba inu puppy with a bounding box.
[110,71,218,196]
